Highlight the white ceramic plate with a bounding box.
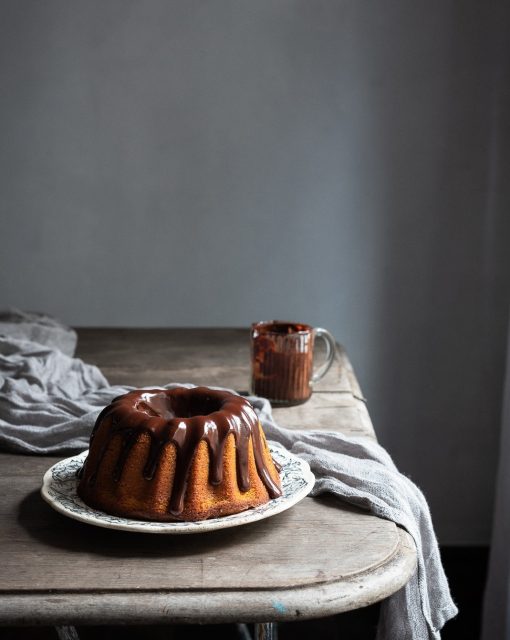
[41,444,315,534]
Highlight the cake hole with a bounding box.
[135,391,223,420]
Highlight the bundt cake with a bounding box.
[77,386,282,522]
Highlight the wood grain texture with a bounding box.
[0,328,415,625]
[75,328,354,394]
[75,328,375,438]
[0,530,416,625]
[0,455,398,591]
[271,392,374,438]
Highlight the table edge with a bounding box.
[0,530,416,625]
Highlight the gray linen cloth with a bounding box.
[0,311,457,639]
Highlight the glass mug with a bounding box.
[251,321,336,405]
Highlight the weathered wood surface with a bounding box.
[76,328,353,394]
[0,328,415,625]
[76,328,375,439]
[0,454,400,591]
[0,530,416,626]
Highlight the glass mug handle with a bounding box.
[311,328,336,384]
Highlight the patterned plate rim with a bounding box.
[40,444,315,534]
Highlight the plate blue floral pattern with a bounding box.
[40,443,315,533]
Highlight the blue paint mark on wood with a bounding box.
[272,600,287,614]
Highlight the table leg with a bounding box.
[255,622,278,640]
[236,623,253,639]
[55,626,80,640]
[54,623,276,640]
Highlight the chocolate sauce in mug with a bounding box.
[251,321,336,406]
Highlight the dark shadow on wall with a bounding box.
[359,1,510,544]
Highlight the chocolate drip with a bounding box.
[113,428,138,482]
[82,387,282,516]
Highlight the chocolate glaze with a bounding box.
[80,387,282,516]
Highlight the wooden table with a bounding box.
[0,329,416,638]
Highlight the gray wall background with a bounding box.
[1,0,509,544]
